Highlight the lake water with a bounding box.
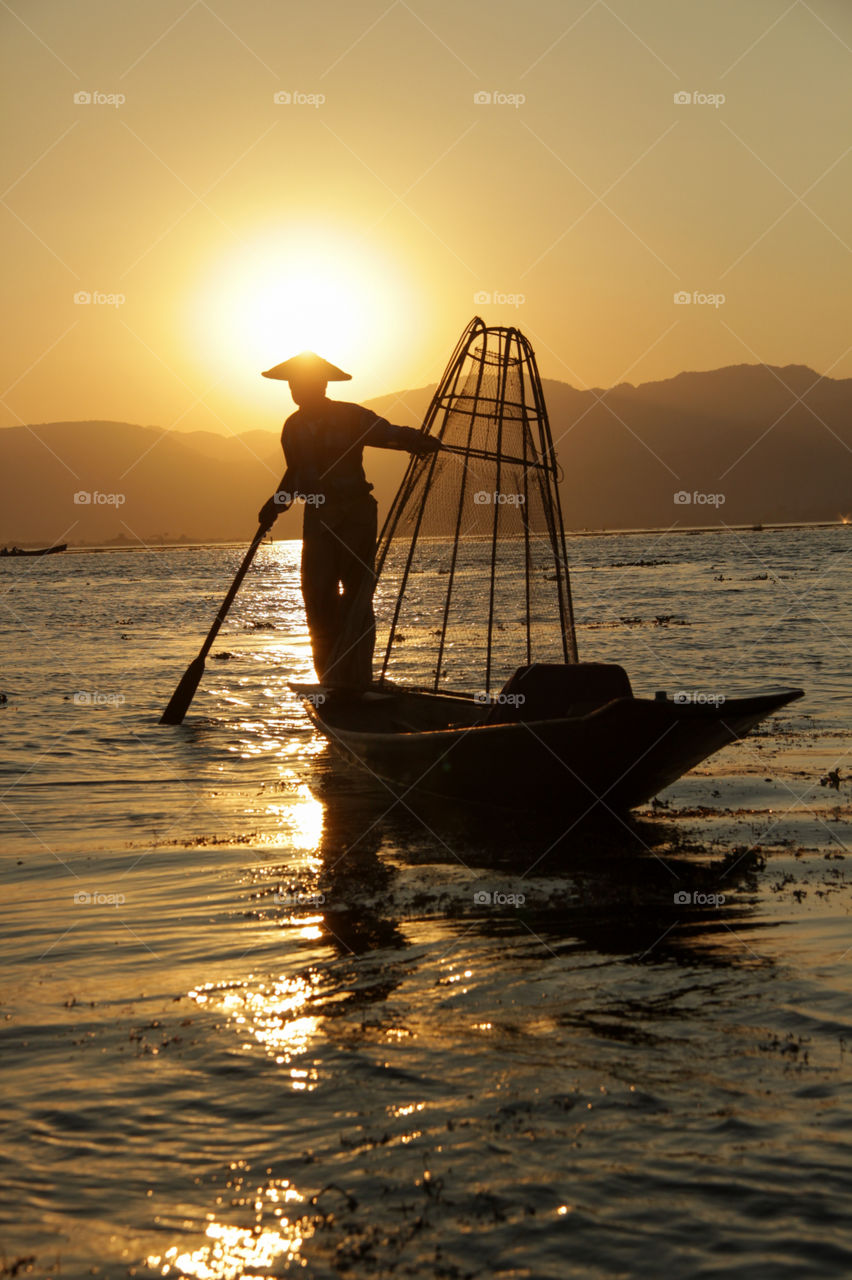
[1,527,851,1278]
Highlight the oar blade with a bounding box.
[159,655,205,725]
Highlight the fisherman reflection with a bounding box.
[312,792,406,956]
[305,797,770,968]
[259,352,440,689]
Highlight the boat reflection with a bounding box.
[296,768,775,970]
[244,757,777,967]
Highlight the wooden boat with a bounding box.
[291,670,801,813]
[293,319,803,816]
[1,543,67,557]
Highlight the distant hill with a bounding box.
[2,363,851,545]
[370,364,852,530]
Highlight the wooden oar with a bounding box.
[159,524,268,725]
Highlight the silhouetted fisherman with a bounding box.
[258,351,439,689]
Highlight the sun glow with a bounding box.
[191,226,420,399]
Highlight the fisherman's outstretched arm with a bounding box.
[363,417,441,455]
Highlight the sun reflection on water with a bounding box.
[387,1101,425,1119]
[266,794,323,851]
[146,1179,315,1278]
[191,973,322,1086]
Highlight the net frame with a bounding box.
[375,317,578,694]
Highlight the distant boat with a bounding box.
[293,319,803,816]
[1,543,67,557]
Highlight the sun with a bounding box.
[190,226,419,399]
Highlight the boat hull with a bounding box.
[292,683,803,815]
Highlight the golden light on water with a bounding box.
[147,1180,314,1279]
[387,1102,425,1119]
[192,974,322,1085]
[286,795,324,852]
[254,795,324,853]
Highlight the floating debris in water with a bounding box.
[607,559,671,568]
[585,614,689,628]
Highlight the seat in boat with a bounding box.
[481,663,633,725]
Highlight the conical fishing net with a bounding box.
[373,318,577,697]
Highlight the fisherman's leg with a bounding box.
[325,500,378,689]
[301,518,343,682]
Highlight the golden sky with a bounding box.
[2,0,851,434]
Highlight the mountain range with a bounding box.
[2,363,850,546]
